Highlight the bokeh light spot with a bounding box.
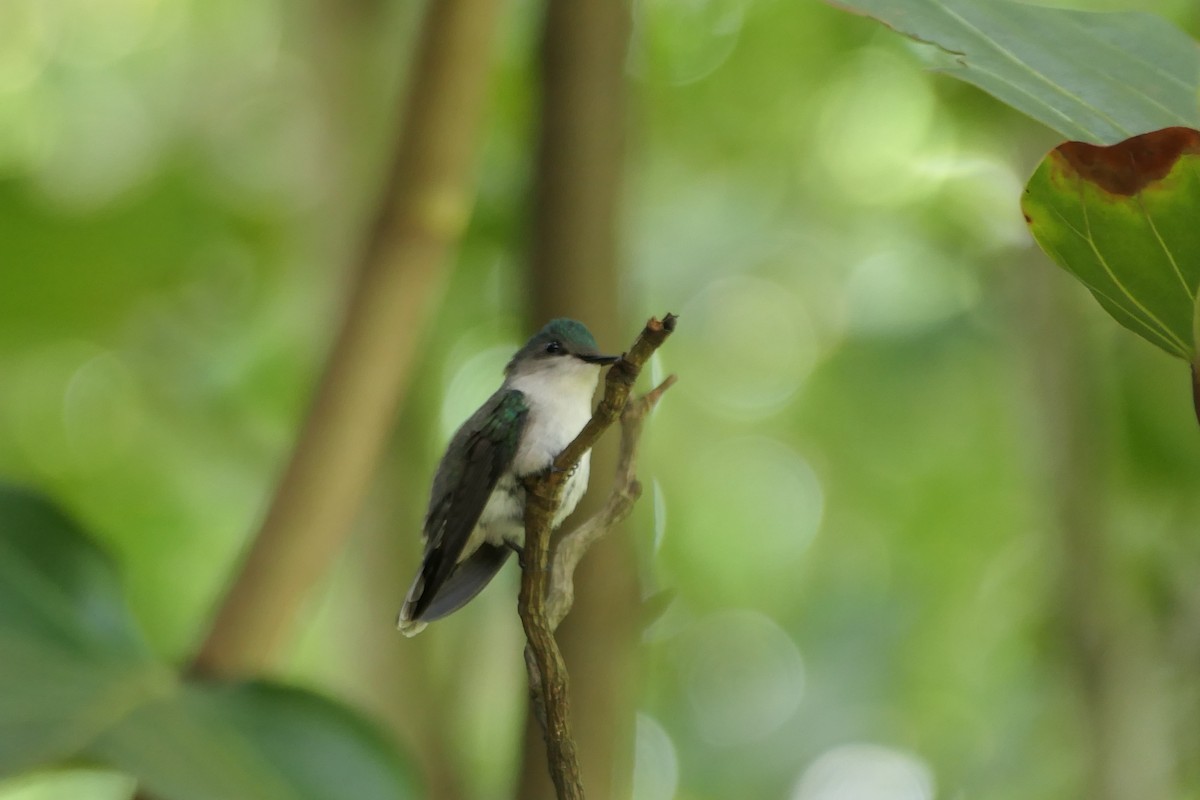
[680,610,806,746]
[844,239,979,336]
[440,344,516,442]
[792,743,936,800]
[679,276,817,418]
[679,436,823,595]
[922,153,1031,250]
[5,341,139,477]
[54,0,161,67]
[200,61,325,213]
[35,73,159,209]
[631,712,680,800]
[630,0,749,86]
[815,46,951,206]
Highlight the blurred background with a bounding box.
[2,0,1200,799]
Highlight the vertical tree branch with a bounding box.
[301,3,470,799]
[520,0,635,796]
[190,0,505,679]
[519,316,675,799]
[1020,262,1174,800]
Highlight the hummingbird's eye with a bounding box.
[545,340,563,354]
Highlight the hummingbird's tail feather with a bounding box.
[422,543,510,621]
[396,544,510,636]
[396,573,429,637]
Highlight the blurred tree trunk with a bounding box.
[354,453,471,800]
[193,0,505,678]
[1020,263,1174,800]
[193,1,500,798]
[515,0,636,798]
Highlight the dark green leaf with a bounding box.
[0,487,153,774]
[0,486,145,653]
[89,683,420,800]
[825,0,1200,144]
[0,486,420,800]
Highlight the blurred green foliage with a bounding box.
[2,1,1200,799]
[0,487,418,799]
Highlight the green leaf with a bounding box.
[0,488,153,775]
[90,683,420,800]
[825,0,1200,144]
[1022,127,1200,360]
[1022,127,1200,412]
[0,486,420,800]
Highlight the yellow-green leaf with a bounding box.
[1022,127,1200,419]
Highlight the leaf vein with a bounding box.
[1078,198,1189,352]
[933,0,1133,138]
[1058,13,1194,95]
[1138,196,1195,302]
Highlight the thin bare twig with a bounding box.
[518,314,677,799]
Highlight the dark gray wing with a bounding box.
[399,389,527,626]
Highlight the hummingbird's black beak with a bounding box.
[578,353,621,365]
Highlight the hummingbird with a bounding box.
[396,318,620,636]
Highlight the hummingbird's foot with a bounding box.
[546,462,579,477]
[505,540,526,569]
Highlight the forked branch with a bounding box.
[518,313,677,799]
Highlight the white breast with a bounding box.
[468,358,600,552]
[508,359,599,476]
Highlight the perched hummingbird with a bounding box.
[396,319,620,636]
